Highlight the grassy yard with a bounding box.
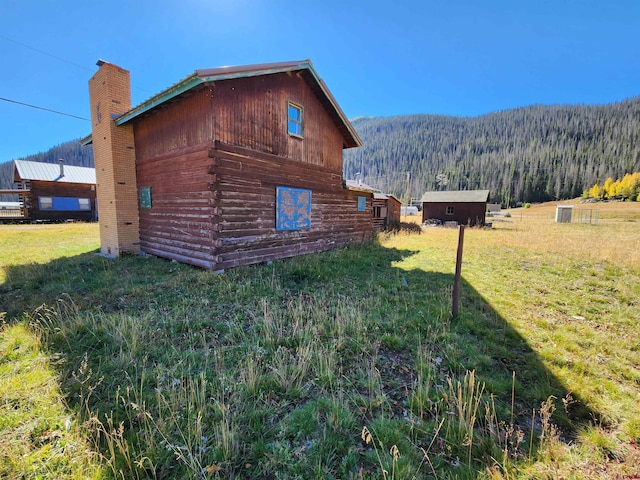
[1,201,639,479]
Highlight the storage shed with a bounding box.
[421,190,490,227]
[1,160,97,222]
[555,205,573,223]
[85,60,373,270]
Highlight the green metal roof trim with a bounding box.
[79,133,93,146]
[114,73,203,126]
[113,59,362,148]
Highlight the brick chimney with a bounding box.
[88,61,140,257]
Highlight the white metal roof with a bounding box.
[420,190,490,203]
[14,160,96,184]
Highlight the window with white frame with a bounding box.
[78,198,91,210]
[39,196,53,210]
[287,101,303,137]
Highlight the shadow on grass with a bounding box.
[2,239,602,477]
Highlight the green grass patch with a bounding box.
[0,320,103,479]
[0,205,639,479]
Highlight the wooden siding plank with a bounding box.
[136,143,215,267]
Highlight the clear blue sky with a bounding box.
[1,0,639,162]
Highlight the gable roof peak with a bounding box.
[113,59,361,149]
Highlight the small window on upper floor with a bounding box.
[288,101,303,137]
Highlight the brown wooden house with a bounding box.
[86,60,373,270]
[372,193,401,230]
[344,180,401,231]
[421,190,490,226]
[4,160,97,222]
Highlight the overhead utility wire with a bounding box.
[0,34,94,72]
[0,97,89,121]
[0,35,151,93]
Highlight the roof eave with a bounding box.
[111,60,362,148]
[314,77,362,148]
[196,59,311,82]
[79,133,93,146]
[419,190,491,203]
[115,73,203,126]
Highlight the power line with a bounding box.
[0,34,94,72]
[0,34,151,93]
[0,97,89,121]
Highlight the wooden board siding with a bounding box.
[372,197,387,231]
[210,141,372,270]
[422,202,487,226]
[212,73,344,172]
[27,181,96,221]
[132,87,214,161]
[136,143,216,269]
[131,73,345,175]
[388,197,401,224]
[372,197,401,231]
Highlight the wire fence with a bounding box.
[571,208,600,225]
[488,207,640,226]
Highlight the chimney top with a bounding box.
[96,59,106,67]
[58,159,64,178]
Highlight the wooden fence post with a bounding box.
[452,225,465,318]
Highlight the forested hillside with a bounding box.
[0,140,93,199]
[2,97,639,207]
[344,97,640,206]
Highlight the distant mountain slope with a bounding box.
[344,98,640,206]
[3,97,639,207]
[0,140,93,194]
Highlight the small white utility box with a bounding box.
[556,205,573,223]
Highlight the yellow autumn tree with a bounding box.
[583,172,640,201]
[603,177,615,199]
[586,182,602,199]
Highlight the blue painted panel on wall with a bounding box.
[276,186,312,231]
[357,196,366,211]
[52,197,81,210]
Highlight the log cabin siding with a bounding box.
[135,140,372,270]
[210,142,372,271]
[27,181,96,222]
[136,143,216,269]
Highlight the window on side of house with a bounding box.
[446,205,455,215]
[78,198,91,210]
[287,101,303,137]
[39,196,53,210]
